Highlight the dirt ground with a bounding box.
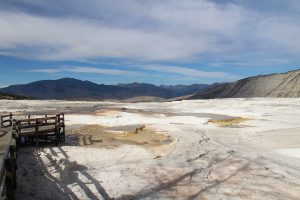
[67,124,174,157]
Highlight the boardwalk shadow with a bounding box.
[15,146,112,200]
[15,147,77,200]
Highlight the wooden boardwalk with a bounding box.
[0,127,12,181]
[0,126,14,200]
[0,127,12,175]
[0,127,12,161]
[0,113,65,199]
[16,114,65,146]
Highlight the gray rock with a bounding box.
[190,69,300,99]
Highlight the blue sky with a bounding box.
[0,0,300,87]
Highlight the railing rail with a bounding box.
[17,114,65,146]
[0,113,13,128]
[0,124,17,200]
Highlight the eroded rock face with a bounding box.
[191,69,300,99]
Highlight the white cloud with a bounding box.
[63,66,139,76]
[26,66,140,76]
[0,0,300,64]
[0,11,208,61]
[0,84,9,89]
[140,65,240,80]
[256,17,300,53]
[25,65,239,81]
[209,58,291,67]
[28,69,62,73]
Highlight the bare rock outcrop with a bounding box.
[190,69,300,99]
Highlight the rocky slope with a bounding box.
[190,69,300,99]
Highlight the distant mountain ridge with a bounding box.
[160,84,211,97]
[0,78,211,100]
[190,69,300,99]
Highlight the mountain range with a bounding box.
[0,78,211,100]
[1,69,299,101]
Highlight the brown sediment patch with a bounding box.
[66,124,175,156]
[95,108,236,121]
[95,109,123,116]
[95,107,162,117]
[208,117,249,127]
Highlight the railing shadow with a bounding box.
[81,171,111,200]
[42,146,113,200]
[16,145,112,200]
[115,156,250,200]
[15,147,78,200]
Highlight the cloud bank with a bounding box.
[27,66,139,75]
[0,0,300,64]
[26,65,238,81]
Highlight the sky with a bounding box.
[0,0,300,87]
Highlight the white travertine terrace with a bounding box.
[1,98,299,199]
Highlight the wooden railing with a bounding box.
[0,113,65,200]
[0,113,13,128]
[16,113,65,147]
[0,126,18,200]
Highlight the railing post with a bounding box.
[9,113,12,127]
[35,118,38,148]
[9,145,17,191]
[12,120,19,151]
[55,116,58,146]
[0,115,3,128]
[58,114,61,141]
[61,113,65,142]
[5,158,14,200]
[12,131,17,152]
[27,114,30,127]
[16,121,21,145]
[5,145,17,200]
